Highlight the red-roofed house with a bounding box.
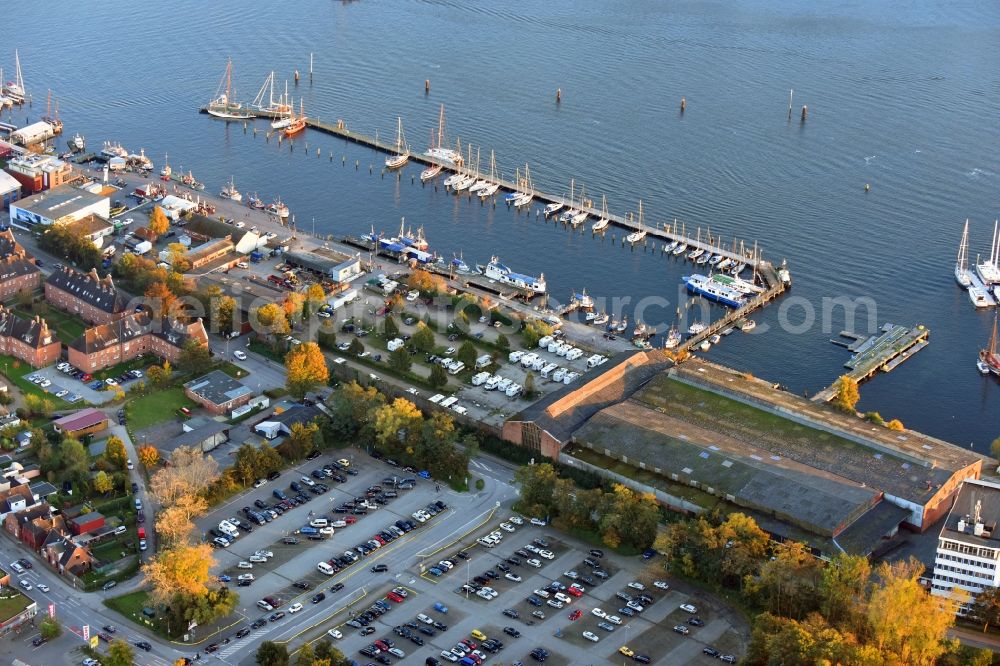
[52,409,108,439]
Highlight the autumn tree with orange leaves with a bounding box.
[285,341,329,399]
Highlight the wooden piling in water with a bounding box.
[801,105,808,121]
[556,88,561,103]
[680,98,686,112]
[425,79,430,93]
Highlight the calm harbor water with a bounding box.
[4,0,999,448]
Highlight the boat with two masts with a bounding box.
[283,100,306,137]
[980,313,1000,376]
[424,105,464,167]
[207,59,254,120]
[221,176,242,202]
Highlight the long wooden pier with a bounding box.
[200,107,783,275]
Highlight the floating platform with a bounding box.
[813,323,930,402]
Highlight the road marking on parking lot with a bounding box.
[415,504,499,560]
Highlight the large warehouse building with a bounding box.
[504,354,985,557]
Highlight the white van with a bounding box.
[564,372,579,384]
[472,372,489,386]
[219,520,239,538]
[547,341,561,353]
[452,405,468,415]
[475,354,492,369]
[556,343,571,357]
[505,384,522,398]
[310,518,329,528]
[317,561,335,575]
[484,375,501,390]
[508,350,524,363]
[441,396,459,408]
[538,335,553,349]
[429,394,445,404]
[553,368,567,383]
[448,361,465,375]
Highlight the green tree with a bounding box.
[389,346,412,373]
[412,323,436,353]
[60,437,90,486]
[497,333,510,350]
[105,436,128,470]
[523,371,536,398]
[752,541,823,619]
[348,337,365,356]
[39,616,61,640]
[384,315,399,339]
[281,422,320,460]
[428,363,448,389]
[514,463,559,519]
[295,642,314,666]
[991,437,1000,465]
[106,639,136,666]
[93,470,113,495]
[177,338,211,373]
[285,341,329,399]
[256,640,289,666]
[831,375,860,414]
[457,341,476,368]
[968,586,1000,634]
[521,319,553,348]
[717,512,770,590]
[371,398,424,453]
[819,552,872,634]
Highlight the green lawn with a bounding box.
[0,589,31,623]
[214,361,250,379]
[93,355,153,382]
[91,536,133,564]
[0,354,70,407]
[104,590,169,636]
[126,387,194,430]
[12,302,86,343]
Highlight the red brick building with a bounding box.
[52,408,108,439]
[3,153,73,195]
[0,230,41,301]
[68,314,208,373]
[0,306,61,368]
[66,512,105,536]
[44,267,128,326]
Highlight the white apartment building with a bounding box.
[931,478,1000,613]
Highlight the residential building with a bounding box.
[184,370,254,415]
[43,535,93,576]
[9,183,106,226]
[44,267,128,325]
[0,305,61,368]
[67,314,208,372]
[931,479,1000,612]
[0,485,36,522]
[4,153,73,195]
[0,229,40,301]
[52,408,109,439]
[0,171,20,208]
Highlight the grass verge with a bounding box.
[126,386,194,430]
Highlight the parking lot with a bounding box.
[186,449,746,664]
[28,361,147,405]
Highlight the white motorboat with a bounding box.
[687,248,704,260]
[687,322,706,336]
[741,320,757,333]
[672,243,688,256]
[663,328,682,348]
[483,257,546,294]
[544,202,564,216]
[699,340,712,352]
[969,286,992,308]
[979,360,992,375]
[593,312,609,326]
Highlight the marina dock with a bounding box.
[813,323,930,402]
[199,107,781,275]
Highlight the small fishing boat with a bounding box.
[663,328,682,348]
[593,312,609,326]
[607,318,618,332]
[573,289,594,310]
[709,333,721,344]
[979,360,992,375]
[633,322,651,339]
[615,316,629,334]
[267,197,289,219]
[664,241,678,253]
[221,176,242,202]
[708,254,722,265]
[699,340,712,352]
[585,311,597,322]
[741,320,757,333]
[697,254,712,265]
[451,255,471,274]
[247,193,265,210]
[688,322,706,336]
[716,258,733,271]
